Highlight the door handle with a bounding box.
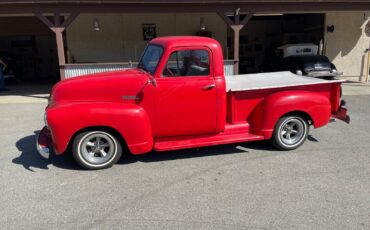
[202,84,216,90]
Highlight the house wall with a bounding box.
[325,12,370,81]
[66,13,228,63]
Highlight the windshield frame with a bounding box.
[137,44,164,75]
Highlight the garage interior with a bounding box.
[228,13,325,74]
[0,13,343,82]
[0,16,59,84]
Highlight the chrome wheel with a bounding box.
[279,118,305,146]
[271,115,309,150]
[79,132,117,165]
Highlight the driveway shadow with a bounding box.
[307,135,319,142]
[13,130,285,171]
[117,140,278,165]
[12,131,80,171]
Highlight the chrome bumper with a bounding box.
[36,126,52,159]
[307,71,343,78]
[331,107,350,124]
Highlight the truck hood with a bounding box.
[50,68,149,105]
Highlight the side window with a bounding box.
[163,50,210,77]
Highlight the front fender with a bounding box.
[47,102,153,155]
[251,90,331,139]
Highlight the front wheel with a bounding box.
[271,115,309,150]
[72,130,122,170]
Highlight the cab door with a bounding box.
[153,47,217,137]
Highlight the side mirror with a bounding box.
[144,77,156,88]
[148,77,156,87]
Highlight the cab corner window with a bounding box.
[163,50,210,77]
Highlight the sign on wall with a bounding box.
[143,24,157,41]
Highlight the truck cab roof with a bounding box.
[151,36,221,50]
[149,36,225,77]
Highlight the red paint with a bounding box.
[42,36,349,155]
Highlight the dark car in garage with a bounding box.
[260,44,341,79]
[282,54,340,79]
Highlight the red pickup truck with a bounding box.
[37,36,349,169]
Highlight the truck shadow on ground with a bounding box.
[12,131,80,171]
[13,130,319,171]
[119,140,278,165]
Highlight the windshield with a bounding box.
[137,45,163,75]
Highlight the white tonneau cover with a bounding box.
[226,71,345,92]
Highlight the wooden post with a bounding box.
[55,28,66,80]
[36,12,79,80]
[218,10,254,75]
[231,25,242,75]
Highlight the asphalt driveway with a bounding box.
[0,95,369,229]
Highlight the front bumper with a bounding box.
[331,107,350,124]
[36,126,52,159]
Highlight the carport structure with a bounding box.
[1,0,370,80]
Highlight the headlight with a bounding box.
[296,70,303,75]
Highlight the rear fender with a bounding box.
[251,90,331,139]
[47,102,153,155]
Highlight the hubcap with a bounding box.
[80,132,116,165]
[279,118,305,146]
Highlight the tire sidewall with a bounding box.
[273,115,309,150]
[73,131,122,169]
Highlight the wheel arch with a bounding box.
[47,102,154,156]
[279,111,313,126]
[250,90,331,139]
[66,126,130,155]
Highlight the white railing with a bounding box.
[63,62,137,79]
[63,60,235,79]
[224,60,235,76]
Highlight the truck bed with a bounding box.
[225,71,345,92]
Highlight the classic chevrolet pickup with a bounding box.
[37,36,350,169]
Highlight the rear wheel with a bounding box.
[72,130,122,170]
[271,114,309,150]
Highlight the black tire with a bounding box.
[72,130,123,170]
[271,114,309,150]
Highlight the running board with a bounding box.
[154,132,264,152]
